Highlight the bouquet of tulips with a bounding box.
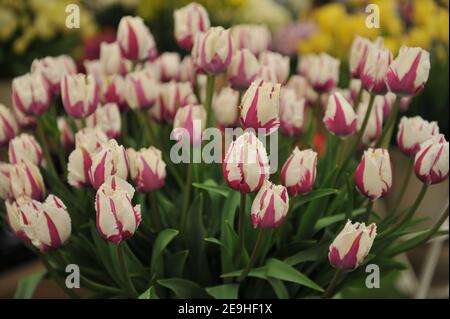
[0,2,448,299]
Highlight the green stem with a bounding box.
[238,192,247,253]
[40,254,80,299]
[180,163,193,232]
[322,268,343,299]
[391,157,414,214]
[238,228,264,282]
[149,191,162,231]
[375,95,400,148]
[117,243,138,298]
[353,86,364,112]
[365,200,375,223]
[136,111,154,147]
[37,117,57,176]
[205,74,216,127]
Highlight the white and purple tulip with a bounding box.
[281,147,317,197]
[61,73,100,118]
[127,146,167,192]
[323,92,357,137]
[251,180,289,229]
[414,135,449,185]
[397,116,439,157]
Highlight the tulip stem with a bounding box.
[365,200,375,223]
[238,192,247,254]
[391,157,414,214]
[205,74,215,127]
[37,117,57,176]
[375,95,401,148]
[238,228,263,282]
[322,268,343,299]
[149,191,162,231]
[117,243,139,298]
[180,163,193,232]
[353,86,364,112]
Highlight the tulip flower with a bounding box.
[156,81,197,123]
[0,104,18,145]
[89,139,129,190]
[86,103,122,139]
[31,55,77,95]
[95,175,141,244]
[231,24,271,56]
[124,70,159,110]
[83,59,103,89]
[360,45,392,95]
[279,88,307,136]
[349,79,362,103]
[5,197,30,241]
[172,104,207,145]
[349,36,371,78]
[179,55,195,83]
[251,180,289,229]
[174,2,210,50]
[12,72,50,116]
[357,95,383,145]
[8,133,43,166]
[328,220,377,271]
[386,46,430,96]
[99,42,131,76]
[355,148,392,201]
[102,74,126,109]
[306,53,340,93]
[323,92,357,137]
[258,65,278,84]
[240,79,281,134]
[286,75,310,100]
[227,49,260,89]
[151,52,181,82]
[57,54,77,75]
[12,103,36,128]
[281,147,317,196]
[0,163,12,200]
[212,87,239,128]
[259,51,289,84]
[414,135,449,185]
[223,132,270,193]
[397,116,439,157]
[61,73,100,118]
[9,160,45,200]
[297,54,314,77]
[117,16,157,61]
[57,117,75,149]
[127,146,167,192]
[375,92,396,120]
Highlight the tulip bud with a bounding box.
[279,88,307,136]
[349,36,371,78]
[231,24,271,56]
[95,175,141,244]
[12,72,50,116]
[397,116,439,157]
[223,132,270,193]
[12,103,36,128]
[8,133,43,166]
[414,135,449,185]
[297,54,314,77]
[86,103,121,139]
[212,87,239,128]
[155,81,197,123]
[0,163,12,200]
[193,26,233,74]
[179,55,195,83]
[258,65,278,84]
[174,2,210,50]
[172,104,206,145]
[9,160,45,200]
[240,79,281,134]
[5,197,33,241]
[102,74,126,109]
[117,16,156,61]
[151,52,181,82]
[328,220,377,271]
[259,51,289,84]
[227,49,260,89]
[89,139,128,190]
[281,147,317,196]
[360,45,392,95]
[357,95,383,145]
[306,53,340,93]
[375,92,396,120]
[61,74,100,118]
[355,148,392,200]
[100,42,131,76]
[349,78,362,103]
[57,54,77,75]
[83,59,103,88]
[127,146,166,192]
[57,117,75,149]
[386,45,430,96]
[323,92,357,137]
[286,75,310,100]
[124,70,159,110]
[0,104,19,145]
[31,55,76,94]
[251,180,289,229]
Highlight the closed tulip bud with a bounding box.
[9,160,45,200]
[12,103,36,128]
[259,51,289,84]
[286,75,310,100]
[360,45,392,95]
[100,42,131,76]
[328,220,377,271]
[376,92,396,120]
[117,16,156,61]
[156,81,197,123]
[357,95,383,145]
[172,104,206,145]
[414,135,449,185]
[349,79,362,103]
[397,116,439,157]
[193,26,233,74]
[174,2,210,50]
[227,49,260,89]
[86,103,121,139]
[212,87,239,128]
[31,55,76,94]
[179,55,195,83]
[12,72,50,116]
[5,197,33,241]
[279,88,307,136]
[223,132,270,193]
[57,117,75,149]
[83,59,103,88]
[61,74,100,118]
[124,70,159,110]
[355,148,392,200]
[258,65,278,84]
[240,79,281,134]
[323,92,357,137]
[297,54,314,77]
[89,139,128,190]
[0,163,12,200]
[251,180,289,229]
[349,36,371,78]
[386,46,430,96]
[151,52,181,82]
[8,133,43,166]
[127,146,166,192]
[95,175,141,244]
[307,53,340,93]
[0,104,19,145]
[57,55,77,75]
[281,147,317,196]
[102,75,126,109]
[231,24,271,56]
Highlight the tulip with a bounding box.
[192,26,233,74]
[375,92,396,120]
[5,198,30,241]
[86,103,121,139]
[281,147,317,196]
[152,52,181,82]
[8,133,43,166]
[258,65,278,84]
[57,54,77,75]
[95,175,141,244]
[212,87,239,128]
[124,70,159,110]
[127,146,166,192]
[89,139,128,190]
[414,135,449,185]
[240,79,281,134]
[99,42,131,76]
[323,92,357,137]
[102,74,126,109]
[57,117,75,149]
[306,53,340,93]
[174,2,210,50]
[172,104,207,145]
[83,59,103,88]
[12,103,36,128]
[117,16,157,61]
[0,104,19,145]
[251,180,289,229]
[179,55,195,83]
[155,81,197,123]
[227,49,260,89]
[61,73,100,118]
[357,95,383,145]
[259,51,289,84]
[279,88,307,136]
[349,78,362,103]
[355,148,392,200]
[297,54,314,77]
[328,220,377,271]
[31,55,76,94]
[231,24,271,56]
[12,72,50,116]
[0,163,12,200]
[9,160,45,200]
[349,36,371,78]
[386,45,430,96]
[397,116,439,157]
[286,75,310,100]
[360,45,392,95]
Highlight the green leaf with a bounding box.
[192,182,230,197]
[220,191,240,279]
[283,247,322,266]
[14,271,47,299]
[221,266,267,279]
[165,250,189,278]
[138,286,159,299]
[157,278,209,298]
[266,278,289,299]
[291,188,339,212]
[206,284,239,299]
[314,208,366,232]
[151,229,179,273]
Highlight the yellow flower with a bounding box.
[404,27,432,49]
[383,36,400,56]
[436,9,449,44]
[413,0,438,26]
[0,8,18,41]
[298,31,333,55]
[313,3,347,32]
[374,0,403,36]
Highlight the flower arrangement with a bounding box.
[0,2,448,299]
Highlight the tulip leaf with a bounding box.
[192,182,230,197]
[206,284,239,299]
[151,229,179,274]
[157,278,209,299]
[266,278,289,299]
[165,250,189,278]
[138,286,159,299]
[291,188,339,212]
[220,191,240,279]
[283,247,323,266]
[314,208,366,232]
[221,266,267,279]
[14,271,47,299]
